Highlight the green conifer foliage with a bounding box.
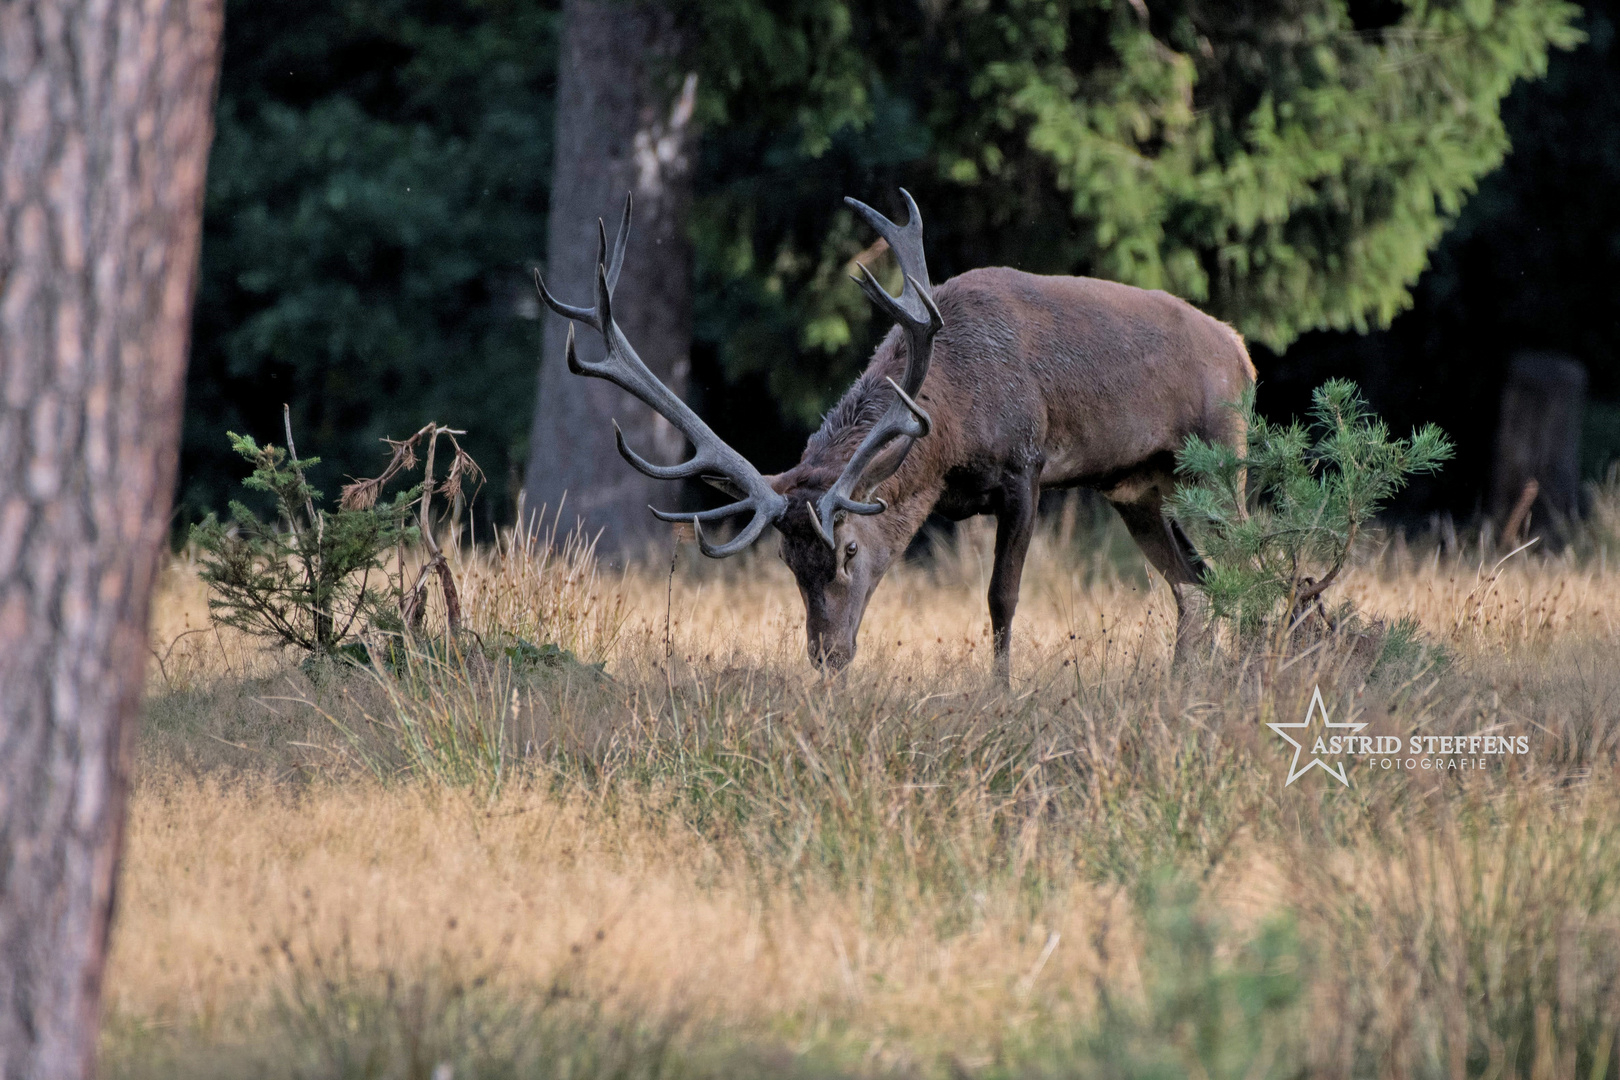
[184,0,557,523]
[190,434,419,657]
[682,0,1580,423]
[186,0,1577,508]
[1171,380,1454,634]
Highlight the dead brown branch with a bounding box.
[340,422,486,638]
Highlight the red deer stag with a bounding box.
[536,191,1254,678]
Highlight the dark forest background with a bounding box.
[180,0,1618,539]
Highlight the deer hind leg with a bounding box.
[1109,484,1206,664]
[989,464,1042,684]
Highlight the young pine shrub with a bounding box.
[191,418,486,664]
[189,430,419,659]
[1172,379,1453,640]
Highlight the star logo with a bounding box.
[1267,685,1365,787]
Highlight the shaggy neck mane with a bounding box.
[795,334,907,486]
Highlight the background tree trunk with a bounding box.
[1490,352,1587,544]
[0,3,222,1077]
[523,0,696,560]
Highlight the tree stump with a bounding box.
[1490,352,1587,543]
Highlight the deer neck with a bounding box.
[865,462,942,553]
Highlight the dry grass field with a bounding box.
[107,491,1620,1079]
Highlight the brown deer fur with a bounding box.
[770,266,1256,677]
[538,191,1253,681]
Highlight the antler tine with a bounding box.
[844,189,924,280]
[695,508,777,558]
[605,191,631,294]
[550,195,788,558]
[534,194,633,327]
[536,268,599,330]
[851,262,907,326]
[844,190,938,395]
[812,191,944,546]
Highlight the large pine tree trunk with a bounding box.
[0,3,222,1077]
[523,0,695,559]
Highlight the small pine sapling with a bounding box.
[1172,380,1453,640]
[192,411,486,662]
[190,411,420,657]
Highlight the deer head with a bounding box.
[770,191,941,669]
[537,190,941,671]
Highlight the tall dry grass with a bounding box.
[111,496,1620,1079]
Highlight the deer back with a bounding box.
[800,266,1256,511]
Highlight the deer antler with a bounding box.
[536,193,787,557]
[811,189,943,546]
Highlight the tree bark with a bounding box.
[1490,352,1587,543]
[0,3,222,1077]
[523,0,695,559]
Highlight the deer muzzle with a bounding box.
[807,631,855,672]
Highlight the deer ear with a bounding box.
[851,438,913,499]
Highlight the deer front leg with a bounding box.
[989,465,1042,683]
